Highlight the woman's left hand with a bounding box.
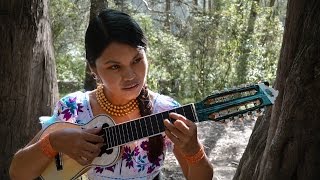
[164,112,202,155]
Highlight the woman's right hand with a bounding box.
[50,127,104,165]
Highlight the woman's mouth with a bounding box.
[122,83,139,90]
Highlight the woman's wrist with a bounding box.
[182,143,205,164]
[39,133,58,158]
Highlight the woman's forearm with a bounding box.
[187,157,214,180]
[9,141,52,180]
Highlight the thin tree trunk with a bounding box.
[235,0,259,85]
[164,0,171,30]
[84,0,108,91]
[0,0,58,178]
[234,0,320,179]
[269,0,276,7]
[208,0,212,11]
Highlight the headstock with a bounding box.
[195,82,278,122]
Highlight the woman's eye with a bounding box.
[110,65,120,70]
[133,58,142,64]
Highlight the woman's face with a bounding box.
[92,42,148,105]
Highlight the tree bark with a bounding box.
[234,0,320,179]
[84,0,108,91]
[0,0,58,179]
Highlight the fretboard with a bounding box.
[102,104,198,149]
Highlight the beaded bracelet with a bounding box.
[183,146,205,164]
[39,134,58,159]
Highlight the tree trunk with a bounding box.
[203,0,206,13]
[84,0,108,91]
[234,0,320,179]
[0,0,58,179]
[164,0,171,30]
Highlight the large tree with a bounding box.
[0,0,58,179]
[234,0,320,179]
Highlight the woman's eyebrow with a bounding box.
[103,52,142,65]
[104,60,119,65]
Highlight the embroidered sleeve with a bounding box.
[40,91,85,128]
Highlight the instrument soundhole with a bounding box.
[98,123,113,156]
[98,146,113,156]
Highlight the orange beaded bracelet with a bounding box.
[183,146,205,164]
[39,134,58,158]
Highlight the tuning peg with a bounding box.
[256,108,264,116]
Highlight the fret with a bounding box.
[163,111,173,123]
[120,125,126,145]
[137,119,144,139]
[103,128,108,149]
[128,121,134,142]
[120,124,126,144]
[140,118,148,137]
[124,123,131,142]
[136,119,143,139]
[176,107,185,118]
[114,126,119,146]
[183,105,197,122]
[110,127,115,147]
[145,116,153,136]
[134,120,139,140]
[105,128,111,149]
[150,116,155,135]
[131,121,138,140]
[190,105,198,122]
[155,114,161,133]
[155,113,164,133]
[117,126,123,145]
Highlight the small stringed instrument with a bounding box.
[39,82,278,180]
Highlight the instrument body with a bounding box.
[40,115,121,179]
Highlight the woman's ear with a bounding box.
[89,65,99,81]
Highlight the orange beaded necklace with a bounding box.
[96,84,138,117]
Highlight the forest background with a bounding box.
[53,0,286,103]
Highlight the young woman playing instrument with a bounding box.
[9,9,213,180]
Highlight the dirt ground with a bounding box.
[162,118,256,180]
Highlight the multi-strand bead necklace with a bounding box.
[96,84,138,117]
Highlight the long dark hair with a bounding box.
[137,86,164,163]
[85,9,147,67]
[85,9,164,163]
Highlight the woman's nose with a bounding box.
[123,67,136,80]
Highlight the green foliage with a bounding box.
[50,0,286,103]
[50,0,90,96]
[134,14,190,102]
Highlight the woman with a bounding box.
[9,9,213,180]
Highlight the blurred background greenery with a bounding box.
[50,0,286,104]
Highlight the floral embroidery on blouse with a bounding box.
[57,96,84,121]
